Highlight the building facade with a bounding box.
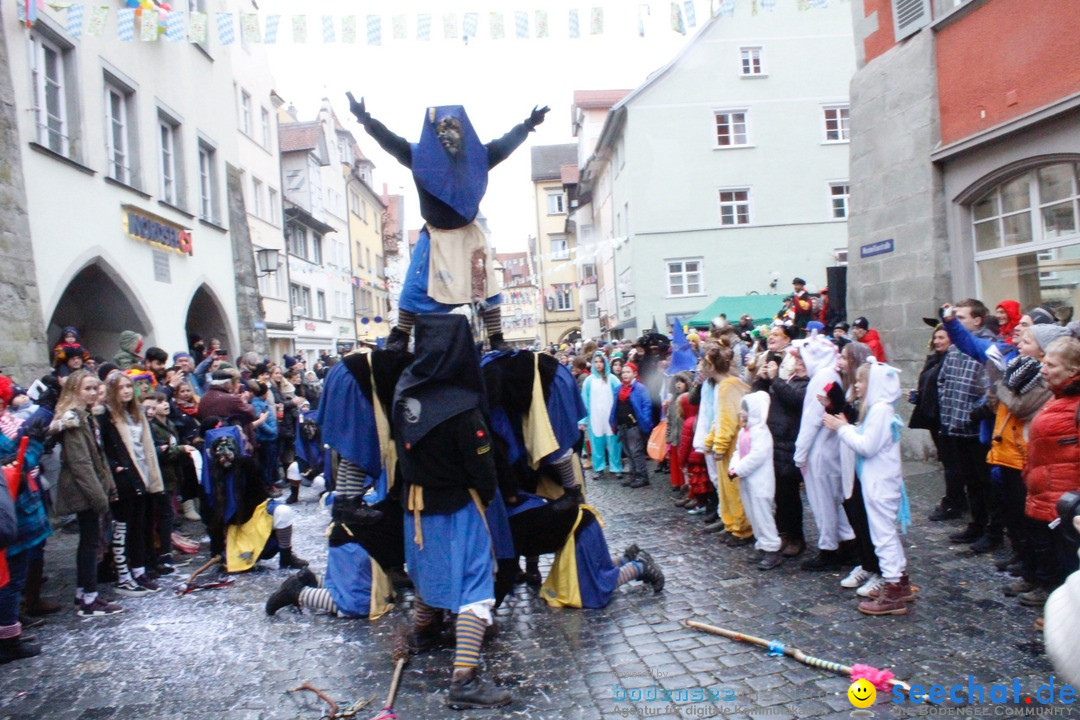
[846,0,1080,388]
[495,252,541,348]
[343,139,389,345]
[531,144,581,347]
[579,4,854,339]
[4,0,252,360]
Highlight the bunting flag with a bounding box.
[165,8,186,41]
[341,15,356,43]
[116,7,135,41]
[489,11,504,39]
[442,13,457,39]
[66,2,83,36]
[241,13,260,43]
[322,14,335,43]
[392,14,406,40]
[216,12,235,44]
[365,14,380,45]
[720,0,736,16]
[590,7,603,34]
[87,4,108,37]
[292,14,306,43]
[514,10,528,38]
[809,0,828,7]
[762,0,777,9]
[140,9,158,40]
[535,9,548,37]
[568,8,579,38]
[416,13,430,40]
[637,3,648,37]
[263,13,280,43]
[684,0,697,27]
[671,2,685,34]
[462,12,478,39]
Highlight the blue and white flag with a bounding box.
[322,15,335,43]
[263,13,280,44]
[366,14,380,45]
[117,8,135,41]
[216,12,235,45]
[568,8,579,38]
[514,10,528,38]
[66,3,84,36]
[416,13,430,40]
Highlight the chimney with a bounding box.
[287,103,298,121]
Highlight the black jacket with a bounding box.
[100,414,148,501]
[396,408,497,515]
[764,375,809,476]
[909,351,947,432]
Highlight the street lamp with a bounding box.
[255,248,280,276]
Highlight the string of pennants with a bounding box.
[285,257,388,290]
[16,0,841,43]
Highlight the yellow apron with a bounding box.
[225,500,274,572]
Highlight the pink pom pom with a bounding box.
[851,663,895,691]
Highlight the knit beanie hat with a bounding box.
[1029,305,1057,325]
[1029,323,1070,351]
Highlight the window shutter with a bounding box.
[892,0,931,41]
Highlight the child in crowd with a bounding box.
[677,394,709,513]
[146,392,193,571]
[824,359,914,615]
[665,372,693,496]
[250,382,279,493]
[728,392,783,569]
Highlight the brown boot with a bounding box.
[868,573,917,602]
[858,581,909,616]
[22,556,62,616]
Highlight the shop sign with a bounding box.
[122,204,193,255]
[304,322,316,332]
[859,238,894,258]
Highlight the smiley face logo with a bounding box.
[848,678,876,708]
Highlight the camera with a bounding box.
[766,351,783,366]
[1057,491,1080,543]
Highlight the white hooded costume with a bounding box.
[792,334,855,552]
[836,359,907,583]
[729,391,781,553]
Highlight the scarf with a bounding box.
[1003,355,1043,395]
[618,381,633,404]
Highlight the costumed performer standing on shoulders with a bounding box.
[346,93,548,352]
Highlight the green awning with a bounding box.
[685,294,786,329]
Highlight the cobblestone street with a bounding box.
[1,461,1074,720]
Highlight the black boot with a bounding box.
[286,483,300,505]
[386,328,410,353]
[331,496,384,525]
[636,549,665,593]
[278,548,309,570]
[447,669,512,710]
[620,544,641,564]
[523,557,541,586]
[800,549,844,571]
[0,635,42,664]
[265,573,308,615]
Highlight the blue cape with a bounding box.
[666,317,697,375]
[201,425,245,523]
[411,106,487,222]
[314,361,382,478]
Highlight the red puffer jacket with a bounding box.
[1023,375,1080,523]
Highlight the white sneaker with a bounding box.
[840,565,873,589]
[687,506,705,515]
[856,574,886,598]
[114,579,151,598]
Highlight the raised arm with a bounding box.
[347,92,412,167]
[486,105,549,168]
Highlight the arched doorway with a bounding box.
[559,327,582,345]
[47,260,152,359]
[185,284,234,358]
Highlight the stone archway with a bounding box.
[47,260,152,359]
[185,284,235,358]
[559,327,582,345]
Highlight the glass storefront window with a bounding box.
[977,244,1080,312]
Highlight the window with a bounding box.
[376,254,384,277]
[893,0,932,41]
[197,141,218,222]
[312,233,323,265]
[361,200,368,223]
[285,170,305,193]
[287,223,308,259]
[29,33,71,156]
[823,105,850,142]
[290,283,312,317]
[553,283,573,311]
[335,290,351,317]
[251,176,263,217]
[666,259,703,296]
[350,190,360,214]
[104,80,135,185]
[159,115,181,205]
[581,263,596,282]
[830,182,850,220]
[547,192,566,215]
[268,188,279,224]
[240,90,252,135]
[316,291,326,320]
[551,236,569,260]
[586,300,599,318]
[718,189,751,226]
[714,110,749,147]
[260,107,271,149]
[356,242,364,268]
[739,46,764,76]
[971,162,1080,314]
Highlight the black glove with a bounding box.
[346,92,370,125]
[524,105,550,131]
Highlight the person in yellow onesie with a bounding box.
[703,344,753,545]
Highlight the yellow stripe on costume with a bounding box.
[225,499,274,572]
[540,506,590,608]
[367,557,394,620]
[364,347,398,490]
[522,352,559,469]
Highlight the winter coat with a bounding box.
[793,335,842,481]
[610,379,654,436]
[706,376,749,459]
[837,360,903,501]
[55,408,115,515]
[908,351,947,432]
[987,369,1052,471]
[765,374,808,477]
[1022,375,1080,523]
[150,417,187,493]
[273,381,298,441]
[112,330,143,370]
[861,329,887,363]
[666,391,684,446]
[678,398,704,467]
[100,410,165,501]
[729,391,774,498]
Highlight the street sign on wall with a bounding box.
[859,239,894,258]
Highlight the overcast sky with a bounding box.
[258,0,696,253]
